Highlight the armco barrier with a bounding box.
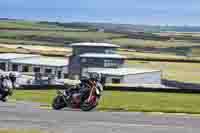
[104,85,200,93]
[18,82,200,94]
[105,80,200,93]
[162,79,200,90]
[127,57,200,63]
[19,85,71,90]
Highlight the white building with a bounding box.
[0,53,68,79]
[0,53,40,71]
[69,42,162,85]
[0,42,162,86]
[87,68,162,85]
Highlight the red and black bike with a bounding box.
[52,76,103,111]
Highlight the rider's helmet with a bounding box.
[80,76,90,84]
[0,74,4,81]
[9,72,17,82]
[90,72,101,82]
[5,75,9,80]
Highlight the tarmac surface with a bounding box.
[0,101,200,133]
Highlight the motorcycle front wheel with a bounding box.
[80,97,99,112]
[0,96,8,102]
[52,96,66,110]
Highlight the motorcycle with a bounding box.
[52,77,103,111]
[0,75,14,102]
[0,88,13,102]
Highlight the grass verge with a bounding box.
[107,38,200,48]
[127,60,200,84]
[0,129,43,133]
[119,50,200,62]
[12,90,56,104]
[0,30,123,43]
[12,90,200,114]
[0,20,87,31]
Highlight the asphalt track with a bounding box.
[0,101,200,133]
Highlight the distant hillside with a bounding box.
[1,18,199,33]
[1,19,200,57]
[39,21,200,33]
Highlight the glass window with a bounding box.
[12,64,19,71]
[45,68,52,74]
[81,58,87,63]
[73,48,81,55]
[64,73,68,79]
[104,60,118,67]
[0,63,6,71]
[34,67,40,73]
[57,71,62,79]
[112,78,121,84]
[22,66,29,72]
[105,49,116,54]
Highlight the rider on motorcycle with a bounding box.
[9,72,17,89]
[66,73,103,103]
[0,75,11,101]
[79,73,103,103]
[0,73,16,102]
[52,73,104,111]
[0,75,6,101]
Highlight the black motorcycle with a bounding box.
[0,74,15,102]
[52,76,103,111]
[0,87,13,102]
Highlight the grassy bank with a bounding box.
[0,43,72,57]
[0,20,87,31]
[99,91,200,113]
[0,30,123,40]
[12,90,200,114]
[119,50,200,61]
[107,38,200,48]
[0,129,43,133]
[0,20,124,47]
[1,20,200,84]
[108,38,200,57]
[0,30,123,45]
[12,90,56,104]
[127,60,200,84]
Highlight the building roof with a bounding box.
[87,68,161,76]
[79,53,126,59]
[70,42,120,48]
[0,53,40,60]
[11,56,69,67]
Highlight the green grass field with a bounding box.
[0,20,87,31]
[12,90,56,103]
[11,90,200,114]
[0,38,64,47]
[0,20,58,29]
[1,20,200,84]
[154,32,200,38]
[0,129,43,133]
[0,20,124,47]
[107,38,200,48]
[1,20,200,57]
[0,30,122,40]
[120,50,185,59]
[127,60,200,84]
[119,50,200,61]
[0,30,124,46]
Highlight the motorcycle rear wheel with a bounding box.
[52,96,66,110]
[0,97,8,102]
[80,102,98,111]
[80,97,99,111]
